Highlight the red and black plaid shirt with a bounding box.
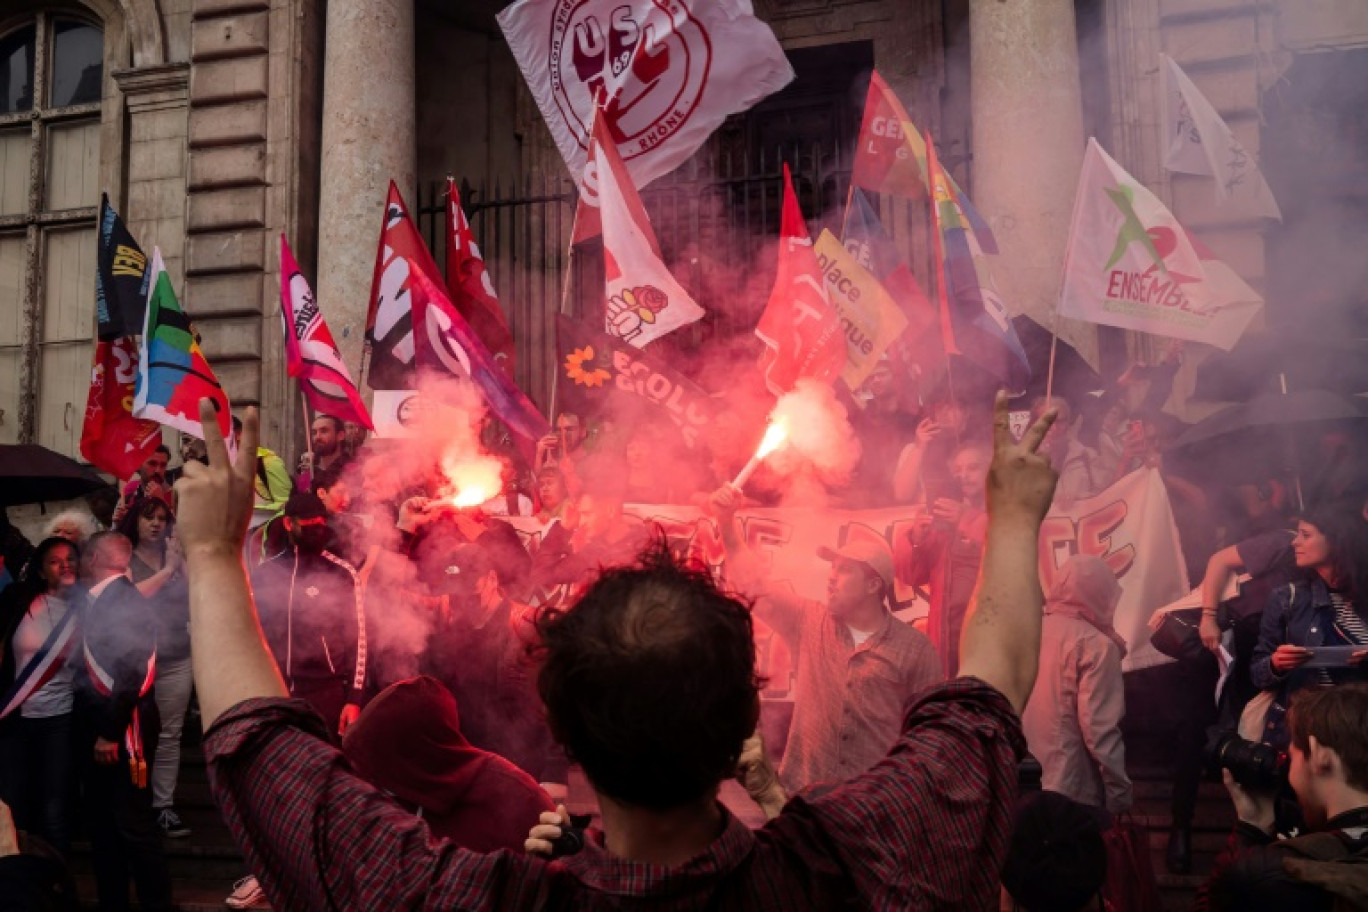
[205,678,1025,910]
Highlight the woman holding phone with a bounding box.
[1249,504,1368,746]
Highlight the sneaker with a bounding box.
[225,875,270,910]
[156,806,191,838]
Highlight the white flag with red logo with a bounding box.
[1060,139,1263,349]
[499,0,793,224]
[596,112,705,348]
[446,178,515,376]
[754,164,847,395]
[280,235,373,429]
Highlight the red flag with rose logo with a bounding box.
[80,336,162,478]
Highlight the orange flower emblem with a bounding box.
[565,345,610,388]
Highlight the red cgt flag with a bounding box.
[754,164,846,395]
[80,336,162,479]
[445,178,515,377]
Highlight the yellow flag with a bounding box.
[813,229,909,388]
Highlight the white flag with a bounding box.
[498,0,793,191]
[1162,54,1281,220]
[595,113,705,347]
[1060,139,1263,350]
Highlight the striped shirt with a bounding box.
[1318,592,1368,685]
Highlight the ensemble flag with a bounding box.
[446,178,515,376]
[841,187,942,376]
[926,132,1030,392]
[95,194,150,340]
[597,111,705,347]
[132,248,231,440]
[365,181,443,391]
[80,336,161,479]
[1162,55,1280,220]
[754,164,846,395]
[407,268,549,456]
[811,229,907,389]
[279,236,373,429]
[499,0,793,196]
[1059,138,1264,349]
[555,314,715,448]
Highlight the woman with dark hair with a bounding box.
[117,497,194,839]
[1250,504,1368,747]
[0,537,81,857]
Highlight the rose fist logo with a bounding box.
[606,284,669,343]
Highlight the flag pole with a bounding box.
[300,390,314,465]
[547,246,576,421]
[1044,327,1060,406]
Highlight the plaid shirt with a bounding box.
[205,678,1024,910]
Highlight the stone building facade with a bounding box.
[1,0,1365,464]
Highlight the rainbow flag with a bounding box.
[133,248,231,440]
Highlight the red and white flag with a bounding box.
[80,336,162,479]
[499,0,793,205]
[364,181,443,391]
[280,235,373,429]
[596,112,705,348]
[754,164,846,395]
[446,179,515,377]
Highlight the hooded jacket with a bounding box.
[1020,554,1133,813]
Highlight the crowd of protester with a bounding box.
[1,348,1368,910]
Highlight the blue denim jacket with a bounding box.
[1251,577,1368,696]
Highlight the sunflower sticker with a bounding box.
[564,345,610,388]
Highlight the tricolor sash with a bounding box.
[84,640,156,788]
[0,600,78,720]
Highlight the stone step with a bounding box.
[76,874,241,912]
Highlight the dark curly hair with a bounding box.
[1297,503,1368,603]
[116,495,174,548]
[535,536,764,810]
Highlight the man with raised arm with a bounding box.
[176,393,1056,911]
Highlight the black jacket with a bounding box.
[73,576,158,746]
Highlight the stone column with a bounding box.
[316,0,415,377]
[969,0,1097,370]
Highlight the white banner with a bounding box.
[507,467,1187,687]
[1060,139,1264,350]
[498,0,793,191]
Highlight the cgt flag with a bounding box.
[596,111,706,347]
[556,314,715,449]
[365,181,444,392]
[133,248,232,440]
[279,236,373,429]
[926,132,1030,393]
[1061,139,1264,349]
[408,268,549,457]
[95,193,150,340]
[499,0,793,201]
[80,336,162,479]
[754,164,846,395]
[446,178,515,376]
[1162,55,1280,220]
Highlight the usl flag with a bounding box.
[95,194,150,340]
[926,133,1030,392]
[1060,139,1264,350]
[80,337,161,479]
[446,178,515,376]
[555,314,716,449]
[499,0,793,194]
[1163,55,1280,220]
[812,229,908,389]
[365,181,443,391]
[408,268,549,456]
[597,111,705,347]
[754,164,846,395]
[133,248,232,440]
[841,187,942,377]
[279,236,373,429]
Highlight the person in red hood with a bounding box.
[341,675,554,853]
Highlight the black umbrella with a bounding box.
[0,444,109,507]
[1193,333,1368,401]
[1171,389,1368,451]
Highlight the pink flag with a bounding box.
[446,178,515,376]
[279,235,373,429]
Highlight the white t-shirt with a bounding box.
[11,594,76,718]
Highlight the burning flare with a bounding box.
[441,456,502,510]
[731,418,789,491]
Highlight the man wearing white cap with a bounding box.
[711,488,942,794]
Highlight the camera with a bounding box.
[1206,731,1288,790]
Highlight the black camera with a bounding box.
[1207,731,1288,790]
